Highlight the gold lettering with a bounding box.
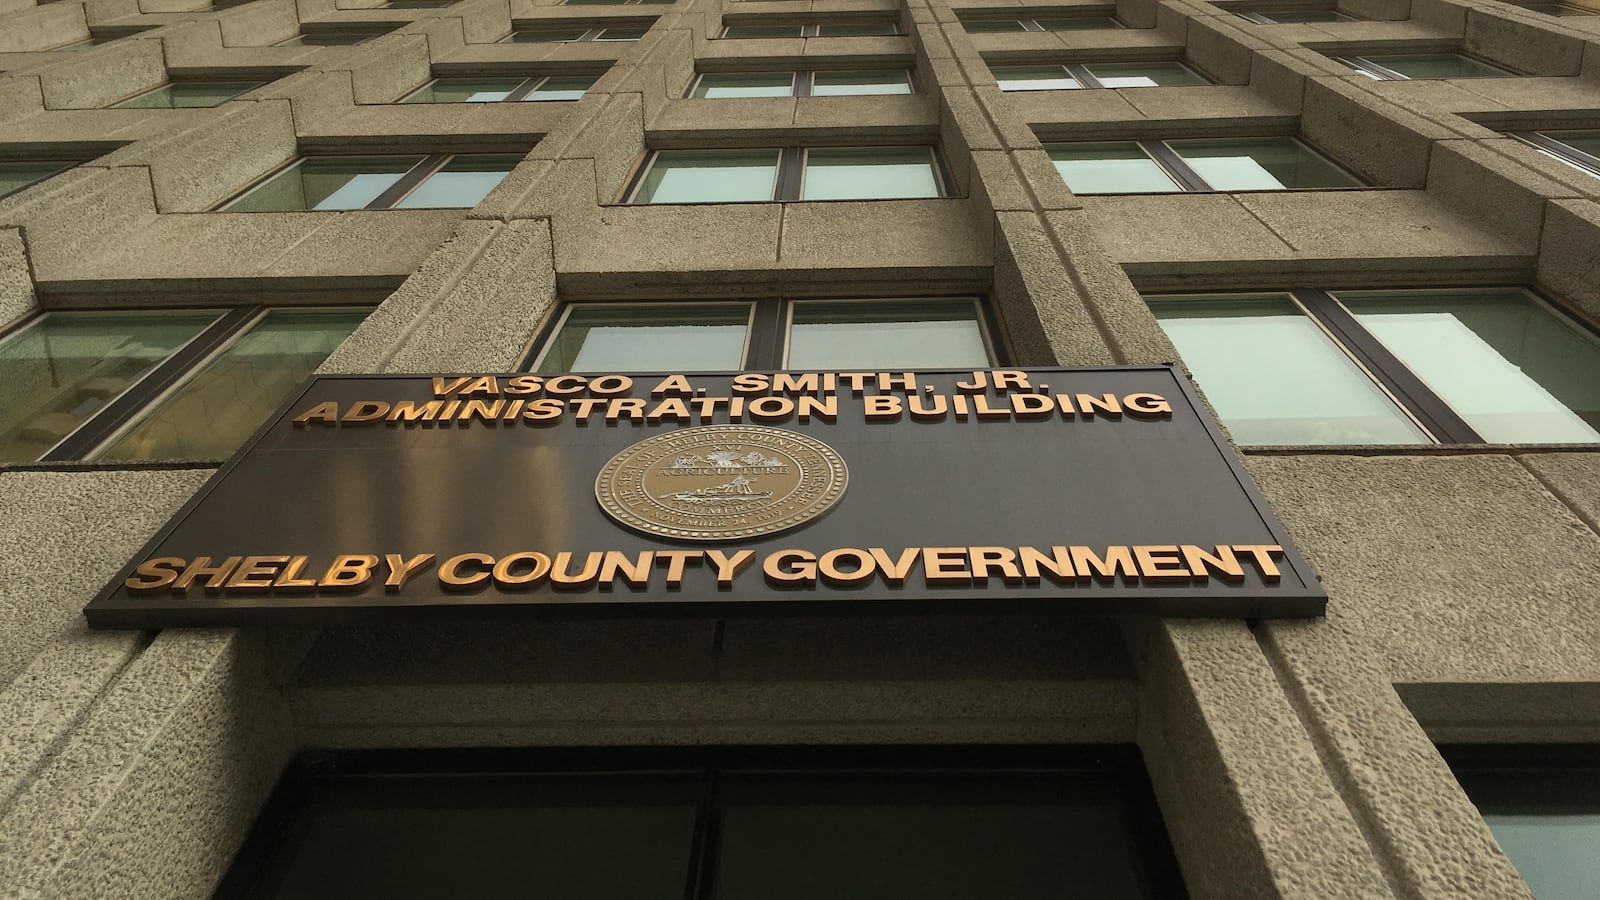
[1134,545,1190,581]
[1018,546,1077,583]
[651,374,695,396]
[432,376,471,397]
[546,375,587,396]
[173,556,243,590]
[972,394,1010,420]
[1071,546,1137,581]
[969,546,1023,583]
[606,398,647,423]
[319,554,379,591]
[864,395,902,420]
[274,555,319,590]
[460,399,505,423]
[991,370,1031,391]
[551,551,603,589]
[439,552,493,589]
[388,400,444,422]
[1125,392,1172,417]
[797,395,836,422]
[923,547,971,585]
[877,372,916,391]
[226,555,287,590]
[1234,545,1284,582]
[646,398,694,423]
[600,550,655,588]
[125,557,185,591]
[819,548,876,586]
[955,371,987,392]
[385,553,436,590]
[868,547,920,586]
[492,552,551,589]
[732,373,769,394]
[773,372,819,394]
[293,401,340,426]
[748,396,795,421]
[655,550,702,587]
[505,375,542,395]
[705,549,755,588]
[589,374,633,396]
[763,549,816,586]
[522,398,565,422]
[1009,394,1054,419]
[1180,545,1245,582]
[460,376,500,396]
[1076,393,1122,418]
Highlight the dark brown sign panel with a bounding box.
[85,367,1325,627]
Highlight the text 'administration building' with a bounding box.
[2,0,1600,894]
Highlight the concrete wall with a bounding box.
[2,0,1599,896]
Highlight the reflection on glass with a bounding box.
[963,19,1029,32]
[113,81,262,108]
[1150,295,1427,445]
[0,312,220,462]
[801,147,940,200]
[691,72,795,99]
[97,309,369,460]
[1357,53,1510,78]
[277,32,382,46]
[402,78,525,103]
[0,161,70,199]
[384,0,452,7]
[991,65,1081,91]
[506,28,589,42]
[526,75,598,101]
[1542,129,1600,163]
[815,23,898,36]
[715,772,1160,900]
[1341,290,1600,442]
[596,26,648,40]
[226,157,421,211]
[1047,142,1180,194]
[1454,764,1600,900]
[395,155,519,208]
[722,25,804,38]
[1168,137,1358,190]
[634,150,779,203]
[539,304,750,372]
[240,774,702,900]
[1085,61,1208,87]
[811,70,912,96]
[1257,9,1353,21]
[1038,16,1122,28]
[788,300,990,368]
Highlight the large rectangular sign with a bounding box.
[86,367,1325,627]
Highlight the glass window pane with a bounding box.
[97,309,369,461]
[815,22,898,36]
[1360,53,1510,78]
[1084,61,1208,87]
[1149,294,1428,445]
[524,75,599,101]
[539,303,751,372]
[1453,764,1600,900]
[113,81,261,108]
[401,78,526,103]
[1039,16,1123,28]
[278,32,380,45]
[0,161,69,198]
[1255,9,1353,21]
[633,150,780,203]
[810,69,913,95]
[385,0,452,7]
[0,312,221,463]
[788,300,990,368]
[991,65,1081,91]
[1543,129,1600,159]
[596,26,648,40]
[235,774,701,900]
[506,28,589,42]
[1168,137,1358,190]
[394,155,519,209]
[801,147,940,200]
[1341,290,1600,442]
[964,19,1028,31]
[226,157,422,212]
[1047,142,1181,194]
[713,772,1166,900]
[722,25,804,38]
[691,72,795,98]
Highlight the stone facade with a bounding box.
[1,0,1598,895]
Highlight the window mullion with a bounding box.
[1345,57,1404,80]
[684,768,720,900]
[1294,289,1485,443]
[1023,19,1046,31]
[503,77,542,101]
[746,298,786,369]
[369,154,450,209]
[1140,141,1210,192]
[775,146,804,201]
[577,28,603,42]
[802,24,819,37]
[1066,63,1100,88]
[39,306,265,462]
[795,71,813,97]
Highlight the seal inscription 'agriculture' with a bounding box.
[595,425,848,541]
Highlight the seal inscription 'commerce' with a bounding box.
[595,425,848,541]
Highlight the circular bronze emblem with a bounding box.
[595,425,848,541]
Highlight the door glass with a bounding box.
[801,147,940,200]
[1150,294,1428,445]
[1342,290,1600,442]
[787,300,990,368]
[97,309,369,461]
[539,303,752,372]
[0,312,221,462]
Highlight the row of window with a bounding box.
[6,286,1598,464]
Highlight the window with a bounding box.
[401,74,599,103]
[111,80,265,109]
[217,749,1183,900]
[1523,1,1599,14]
[689,69,912,98]
[0,160,74,199]
[1046,138,1358,194]
[1445,749,1600,900]
[223,154,520,211]
[992,62,1207,91]
[530,298,996,371]
[1513,130,1600,177]
[719,22,901,38]
[1148,288,1600,445]
[1335,53,1514,79]
[564,0,672,5]
[1236,8,1357,22]
[0,307,369,462]
[502,24,648,41]
[383,0,453,7]
[626,147,945,203]
[963,16,1123,32]
[275,30,387,46]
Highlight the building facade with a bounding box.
[1,0,1598,894]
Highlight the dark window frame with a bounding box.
[1047,136,1362,193]
[219,152,522,211]
[991,60,1209,90]
[1514,130,1600,177]
[214,744,1188,900]
[620,145,955,203]
[0,304,370,462]
[1147,285,1600,446]
[520,296,1009,371]
[686,67,918,98]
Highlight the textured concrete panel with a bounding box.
[1536,200,1600,320]
[0,227,34,325]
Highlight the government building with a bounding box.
[1,0,1597,894]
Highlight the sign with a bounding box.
[84,367,1325,627]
